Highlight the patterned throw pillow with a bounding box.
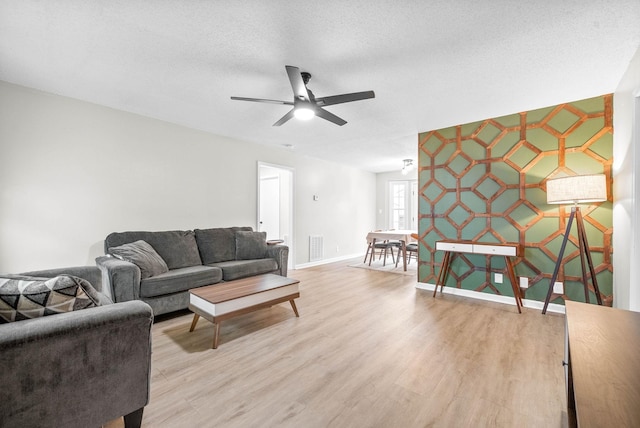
[0,274,102,323]
[108,240,169,279]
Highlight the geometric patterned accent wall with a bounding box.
[417,94,613,305]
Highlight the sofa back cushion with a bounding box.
[0,274,102,323]
[236,231,268,260]
[105,230,202,269]
[194,227,253,264]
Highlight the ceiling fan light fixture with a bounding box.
[294,106,315,121]
[401,159,414,175]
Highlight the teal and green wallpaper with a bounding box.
[417,94,613,305]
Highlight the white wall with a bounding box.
[0,81,376,272]
[613,45,640,311]
[294,156,376,263]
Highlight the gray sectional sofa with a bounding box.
[96,227,289,315]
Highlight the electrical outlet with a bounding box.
[553,282,564,294]
[494,273,503,283]
[519,277,529,289]
[336,245,340,253]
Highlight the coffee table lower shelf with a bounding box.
[188,274,300,349]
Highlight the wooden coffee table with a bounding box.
[188,274,300,349]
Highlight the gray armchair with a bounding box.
[0,266,153,428]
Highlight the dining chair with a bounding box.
[365,231,397,266]
[396,233,419,267]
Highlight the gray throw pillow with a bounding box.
[108,240,169,279]
[235,231,268,260]
[0,274,102,323]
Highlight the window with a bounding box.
[389,180,417,230]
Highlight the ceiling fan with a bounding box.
[231,65,375,126]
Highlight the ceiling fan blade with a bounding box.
[231,96,293,105]
[273,109,296,126]
[285,65,310,102]
[315,91,375,107]
[315,107,347,126]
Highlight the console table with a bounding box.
[434,240,523,313]
[564,301,640,427]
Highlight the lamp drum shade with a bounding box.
[546,174,607,204]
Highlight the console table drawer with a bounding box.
[436,241,473,253]
[473,244,517,256]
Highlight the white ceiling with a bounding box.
[1,1,639,173]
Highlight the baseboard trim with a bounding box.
[416,282,566,314]
[295,254,363,270]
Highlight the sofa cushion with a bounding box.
[236,231,268,260]
[0,275,102,323]
[194,227,253,264]
[209,259,278,281]
[139,265,223,298]
[108,240,169,279]
[105,230,202,269]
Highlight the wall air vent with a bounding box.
[309,235,323,262]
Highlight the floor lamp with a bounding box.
[541,174,607,314]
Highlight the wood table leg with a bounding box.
[189,314,200,332]
[434,251,452,297]
[290,299,299,317]
[504,256,522,314]
[442,251,452,292]
[212,322,220,349]
[433,252,444,297]
[402,240,408,271]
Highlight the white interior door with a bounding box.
[258,162,294,268]
[259,176,280,240]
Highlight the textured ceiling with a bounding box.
[1,1,639,172]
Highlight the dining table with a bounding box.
[366,230,417,271]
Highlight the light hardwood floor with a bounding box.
[107,259,568,428]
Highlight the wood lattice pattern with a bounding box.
[417,94,613,304]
